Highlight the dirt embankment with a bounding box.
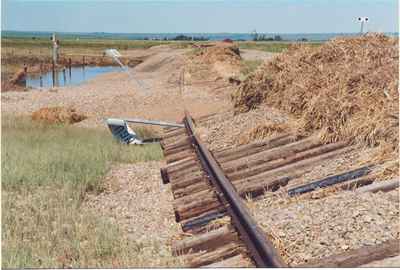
[3,54,143,71]
[232,34,399,164]
[185,42,243,82]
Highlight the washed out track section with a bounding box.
[162,128,374,201]
[159,111,286,268]
[160,112,399,267]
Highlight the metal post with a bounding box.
[358,17,369,35]
[23,65,28,86]
[51,33,59,87]
[39,62,43,87]
[52,59,56,87]
[63,68,66,86]
[360,20,364,34]
[52,33,58,64]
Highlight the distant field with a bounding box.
[1,38,191,78]
[2,38,192,53]
[238,41,323,53]
[1,37,323,81]
[2,37,323,52]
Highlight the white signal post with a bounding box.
[357,17,369,34]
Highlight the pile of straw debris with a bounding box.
[186,42,243,80]
[232,34,399,156]
[32,107,87,124]
[191,42,241,65]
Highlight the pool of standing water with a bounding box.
[25,65,123,89]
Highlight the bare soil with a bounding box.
[1,46,237,130]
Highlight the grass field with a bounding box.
[1,38,191,79]
[238,41,323,52]
[2,37,322,53]
[1,116,180,268]
[241,59,263,76]
[2,37,191,56]
[1,37,323,81]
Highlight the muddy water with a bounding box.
[25,66,122,89]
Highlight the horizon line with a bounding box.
[2,29,398,35]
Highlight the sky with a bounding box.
[1,0,398,33]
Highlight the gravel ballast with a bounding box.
[248,190,400,266]
[197,107,291,151]
[85,161,183,267]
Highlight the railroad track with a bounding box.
[159,111,399,267]
[160,111,285,267]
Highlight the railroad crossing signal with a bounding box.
[357,17,369,34]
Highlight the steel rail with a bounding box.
[183,111,286,268]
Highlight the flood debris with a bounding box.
[186,42,243,81]
[232,33,399,167]
[241,122,291,145]
[191,42,241,65]
[31,106,87,124]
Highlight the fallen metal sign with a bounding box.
[105,117,183,145]
[106,118,143,144]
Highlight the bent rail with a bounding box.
[183,111,286,267]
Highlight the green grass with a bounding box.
[2,116,162,192]
[238,41,323,53]
[1,116,180,268]
[2,37,192,52]
[241,59,263,76]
